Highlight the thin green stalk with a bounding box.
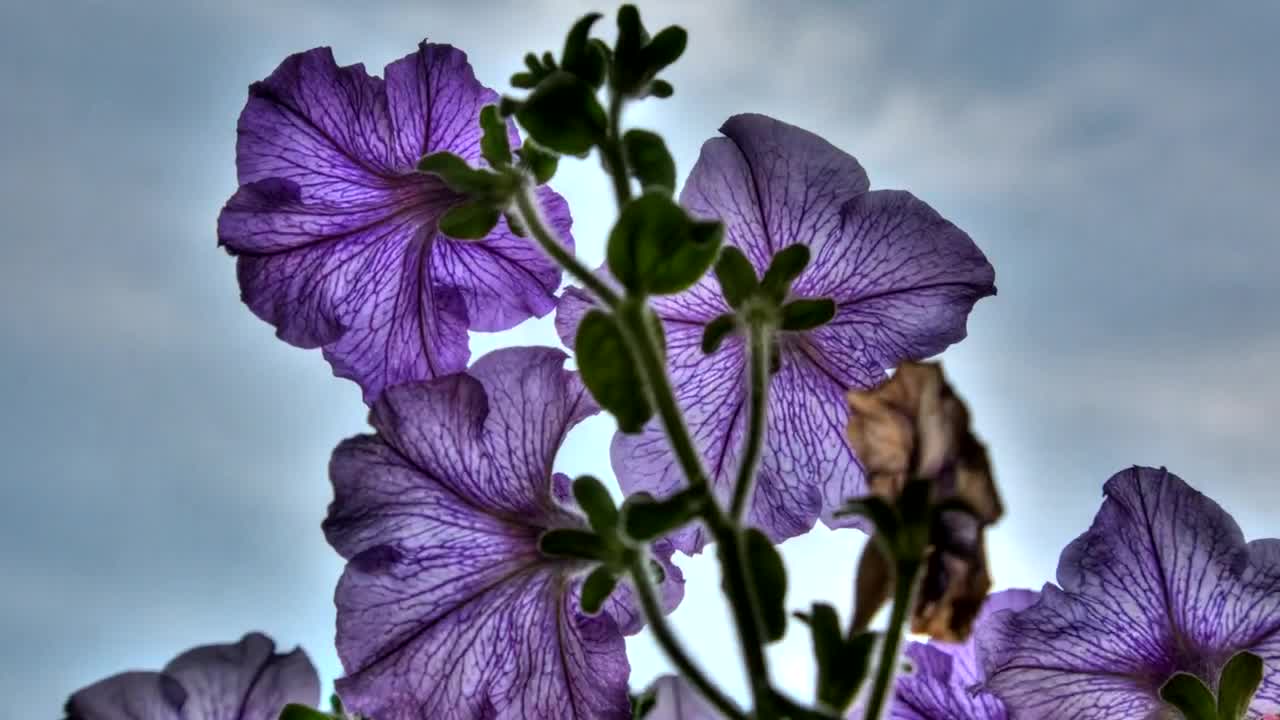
[729,318,770,520]
[708,518,778,719]
[628,555,749,720]
[602,91,632,207]
[514,185,620,307]
[861,561,922,720]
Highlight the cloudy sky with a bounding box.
[2,1,1278,716]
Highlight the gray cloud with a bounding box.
[2,1,1278,716]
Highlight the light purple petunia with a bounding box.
[643,675,722,719]
[980,467,1280,719]
[218,43,572,402]
[884,589,1038,720]
[64,632,319,720]
[322,346,684,720]
[557,113,995,552]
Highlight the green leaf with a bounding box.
[517,140,559,185]
[647,79,674,99]
[510,71,538,89]
[744,528,788,643]
[538,528,609,561]
[498,96,522,117]
[760,243,811,301]
[439,202,501,240]
[580,565,618,614]
[561,13,606,88]
[701,313,737,354]
[417,152,498,195]
[623,129,676,194]
[620,489,703,541]
[573,474,618,535]
[329,693,343,715]
[478,105,511,168]
[612,4,648,93]
[642,26,687,72]
[607,192,724,295]
[828,631,876,711]
[279,705,332,720]
[515,71,606,156]
[1217,650,1264,720]
[575,310,653,432]
[713,246,759,308]
[780,298,836,331]
[524,52,542,75]
[1160,672,1218,720]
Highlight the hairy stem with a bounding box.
[628,555,749,720]
[514,185,620,307]
[708,517,778,719]
[602,91,633,208]
[729,318,771,520]
[861,560,922,720]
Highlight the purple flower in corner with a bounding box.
[884,589,1037,720]
[64,633,319,720]
[218,43,572,402]
[558,114,995,552]
[322,346,683,720]
[980,467,1280,719]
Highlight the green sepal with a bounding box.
[701,313,737,355]
[279,704,332,720]
[1160,672,1218,720]
[611,5,648,94]
[573,474,618,535]
[504,210,527,238]
[795,604,873,713]
[417,152,501,196]
[538,528,609,561]
[760,243,811,301]
[561,13,607,88]
[439,202,501,240]
[607,192,723,295]
[619,489,704,541]
[630,686,658,719]
[510,71,538,89]
[780,298,836,331]
[575,310,653,433]
[744,528,788,643]
[623,129,677,194]
[580,565,619,615]
[498,96,522,117]
[515,71,606,156]
[713,246,759,308]
[835,495,899,539]
[329,693,343,716]
[1217,650,1264,720]
[517,140,559,185]
[478,104,512,168]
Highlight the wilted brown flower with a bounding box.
[845,361,1002,641]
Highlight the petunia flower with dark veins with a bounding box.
[218,43,572,402]
[882,589,1037,720]
[980,467,1280,719]
[322,346,684,720]
[64,632,319,720]
[557,114,995,553]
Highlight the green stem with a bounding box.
[729,318,771,520]
[601,91,632,207]
[708,518,778,719]
[514,185,620,307]
[628,555,749,720]
[861,560,921,720]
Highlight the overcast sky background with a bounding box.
[2,1,1278,716]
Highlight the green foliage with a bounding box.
[279,705,333,720]
[538,528,610,561]
[701,313,737,355]
[620,489,704,541]
[517,140,559,185]
[1161,673,1219,720]
[780,298,836,331]
[1217,651,1265,720]
[478,105,511,167]
[713,247,759,308]
[438,202,501,240]
[574,474,619,535]
[515,71,607,156]
[611,5,686,98]
[622,129,677,194]
[607,192,723,295]
[575,310,653,433]
[580,565,619,614]
[743,528,788,643]
[760,244,811,301]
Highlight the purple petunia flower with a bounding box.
[218,43,572,402]
[884,589,1038,720]
[557,114,995,553]
[64,633,319,720]
[980,467,1280,719]
[322,346,684,720]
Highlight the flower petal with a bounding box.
[65,672,187,720]
[323,347,629,719]
[802,190,996,383]
[980,467,1280,719]
[220,44,569,399]
[162,633,320,720]
[888,589,1037,720]
[681,113,869,270]
[645,675,722,720]
[432,186,572,332]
